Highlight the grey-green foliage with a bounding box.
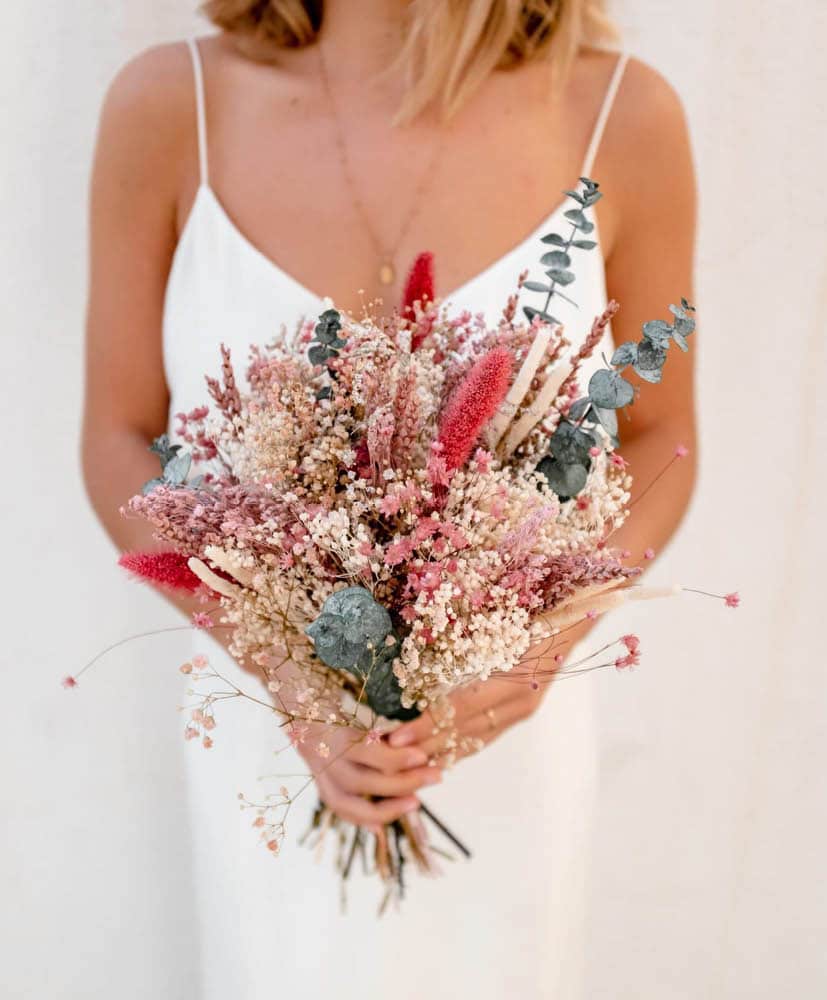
[142,434,203,495]
[523,177,601,325]
[537,297,695,500]
[308,308,346,400]
[305,587,419,721]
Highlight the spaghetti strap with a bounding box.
[186,38,209,186]
[580,51,629,179]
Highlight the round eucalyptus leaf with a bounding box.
[540,233,567,246]
[536,456,589,499]
[540,250,571,269]
[546,268,576,286]
[163,451,192,485]
[567,397,592,422]
[305,586,393,672]
[588,369,635,409]
[642,319,673,348]
[564,208,587,227]
[633,340,667,383]
[314,308,342,344]
[592,405,619,437]
[523,306,560,325]
[610,342,638,367]
[361,642,419,721]
[672,330,689,352]
[308,343,333,366]
[549,420,595,465]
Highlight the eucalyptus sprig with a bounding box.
[308,308,346,401]
[305,587,419,721]
[538,298,696,500]
[523,177,601,325]
[141,434,204,495]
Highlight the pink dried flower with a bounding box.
[191,611,214,630]
[61,675,78,690]
[119,551,202,593]
[437,347,514,472]
[615,652,640,670]
[675,443,689,458]
[202,736,214,749]
[179,662,193,675]
[724,592,740,608]
[644,547,655,560]
[621,634,640,654]
[192,654,208,670]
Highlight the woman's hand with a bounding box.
[295,721,443,829]
[387,674,547,762]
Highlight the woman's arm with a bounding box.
[391,59,698,756]
[81,45,438,825]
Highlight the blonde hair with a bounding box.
[202,1,618,120]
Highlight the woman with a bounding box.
[82,1,696,996]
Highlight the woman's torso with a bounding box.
[164,36,628,422]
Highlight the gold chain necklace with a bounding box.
[317,44,444,287]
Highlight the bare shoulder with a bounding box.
[601,54,695,226]
[103,41,193,124]
[95,41,196,194]
[614,55,690,143]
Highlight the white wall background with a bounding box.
[2,2,825,998]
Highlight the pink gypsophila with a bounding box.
[119,551,203,593]
[436,347,514,472]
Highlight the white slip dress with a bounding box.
[164,39,628,1000]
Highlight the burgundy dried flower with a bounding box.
[402,252,434,318]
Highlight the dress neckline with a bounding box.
[180,182,603,308]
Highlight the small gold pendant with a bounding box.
[378,261,395,286]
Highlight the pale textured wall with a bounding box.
[2,2,825,997]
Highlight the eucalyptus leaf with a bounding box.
[583,190,603,206]
[315,385,332,400]
[549,420,595,466]
[542,250,571,269]
[567,397,592,422]
[536,456,589,499]
[611,342,638,367]
[578,220,595,234]
[149,435,181,469]
[672,330,689,352]
[305,586,393,672]
[588,369,635,409]
[592,405,618,438]
[162,451,192,485]
[564,208,587,227]
[314,308,342,344]
[546,268,576,286]
[523,306,560,325]
[141,476,165,496]
[522,280,553,294]
[571,239,597,250]
[361,638,419,720]
[680,297,696,312]
[562,189,585,204]
[633,340,667,383]
[308,343,333,366]
[540,233,567,246]
[673,315,696,338]
[642,320,673,348]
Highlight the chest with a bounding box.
[179,57,618,314]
